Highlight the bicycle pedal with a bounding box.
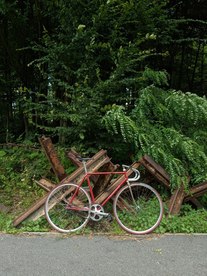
[106,214,113,222]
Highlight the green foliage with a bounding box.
[10,0,170,147]
[22,88,103,148]
[0,142,77,233]
[91,203,207,234]
[158,206,207,234]
[20,217,49,233]
[103,70,207,190]
[0,212,14,232]
[0,212,49,233]
[1,0,207,146]
[0,143,76,206]
[110,202,207,235]
[0,146,49,213]
[142,67,169,87]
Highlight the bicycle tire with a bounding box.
[45,183,91,233]
[113,183,163,235]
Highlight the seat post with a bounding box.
[82,160,88,173]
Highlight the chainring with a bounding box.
[90,204,105,221]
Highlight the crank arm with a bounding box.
[90,210,109,217]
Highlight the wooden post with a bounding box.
[168,185,185,215]
[39,136,67,181]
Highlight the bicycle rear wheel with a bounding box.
[45,183,91,233]
[113,183,163,235]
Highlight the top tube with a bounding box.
[77,156,140,181]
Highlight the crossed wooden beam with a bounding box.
[13,139,115,226]
[139,155,207,215]
[13,137,136,227]
[13,137,207,227]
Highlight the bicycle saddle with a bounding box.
[77,156,93,162]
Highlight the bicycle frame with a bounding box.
[45,161,163,234]
[69,171,129,207]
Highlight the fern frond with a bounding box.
[103,75,207,190]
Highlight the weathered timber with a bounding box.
[39,136,67,181]
[186,181,207,200]
[67,149,99,183]
[14,143,207,227]
[45,185,84,214]
[168,181,207,214]
[186,198,204,209]
[61,151,110,185]
[168,185,186,215]
[67,149,82,167]
[67,149,120,196]
[13,149,110,226]
[115,195,135,212]
[140,155,170,189]
[140,155,207,213]
[95,162,141,204]
[13,194,49,227]
[34,178,56,192]
[93,162,119,197]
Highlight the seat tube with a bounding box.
[83,161,88,173]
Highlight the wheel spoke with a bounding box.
[113,183,163,235]
[45,184,91,233]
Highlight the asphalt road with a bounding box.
[0,233,206,276]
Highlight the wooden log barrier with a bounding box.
[13,149,111,226]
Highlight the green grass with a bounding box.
[1,204,207,234]
[157,207,207,234]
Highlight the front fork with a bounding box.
[126,181,140,210]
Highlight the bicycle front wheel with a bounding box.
[45,183,91,233]
[113,183,163,235]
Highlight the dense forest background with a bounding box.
[0,0,207,188]
[1,0,207,143]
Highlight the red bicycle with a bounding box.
[45,157,163,235]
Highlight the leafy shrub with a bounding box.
[0,142,76,232]
[103,70,207,190]
[0,212,14,232]
[0,143,72,212]
[158,206,207,233]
